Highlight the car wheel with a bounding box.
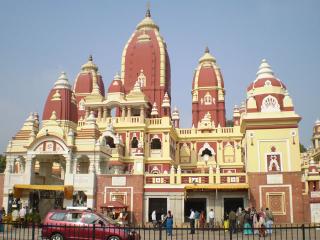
[50,233,64,240]
[108,236,120,240]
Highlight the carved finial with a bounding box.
[146,2,151,17]
[88,54,93,61]
[205,46,210,53]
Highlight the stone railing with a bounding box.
[177,127,237,137]
[144,172,247,186]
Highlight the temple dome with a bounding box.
[42,72,77,122]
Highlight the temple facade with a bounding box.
[2,8,312,224]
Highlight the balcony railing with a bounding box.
[144,172,247,187]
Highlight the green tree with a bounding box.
[0,155,6,173]
[226,120,234,127]
[300,143,307,153]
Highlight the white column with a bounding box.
[95,155,101,174]
[64,154,72,175]
[89,156,95,174]
[24,154,35,184]
[73,157,78,174]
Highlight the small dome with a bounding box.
[247,59,286,92]
[54,72,71,89]
[108,73,124,93]
[199,47,216,63]
[74,55,105,96]
[43,72,78,123]
[136,8,159,30]
[193,47,219,89]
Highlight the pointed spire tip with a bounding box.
[205,46,210,53]
[145,2,151,17]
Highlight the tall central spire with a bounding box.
[146,2,151,17]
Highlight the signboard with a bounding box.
[112,176,126,186]
[310,203,320,223]
[267,174,283,184]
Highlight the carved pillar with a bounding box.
[24,154,35,184]
[73,157,78,174]
[64,154,72,175]
[5,156,14,174]
[140,106,145,122]
[103,107,107,121]
[95,155,101,174]
[98,107,102,121]
[121,107,126,118]
[89,156,95,174]
[127,107,131,117]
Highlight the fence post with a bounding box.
[93,224,96,240]
[229,229,232,240]
[302,224,305,240]
[31,222,35,240]
[159,223,162,240]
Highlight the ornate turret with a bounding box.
[192,47,226,127]
[74,55,105,120]
[42,72,77,124]
[246,59,293,113]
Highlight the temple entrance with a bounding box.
[184,198,206,222]
[224,198,244,216]
[148,198,167,222]
[29,190,64,219]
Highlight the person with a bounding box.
[208,209,215,230]
[194,210,200,228]
[189,209,195,234]
[223,214,229,232]
[243,208,253,235]
[0,207,4,232]
[265,208,274,235]
[258,208,266,237]
[19,206,26,226]
[151,210,157,227]
[165,211,173,236]
[252,208,259,235]
[199,211,206,228]
[228,210,236,234]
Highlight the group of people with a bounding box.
[151,210,174,236]
[188,209,215,234]
[226,207,274,236]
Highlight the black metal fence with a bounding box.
[0,223,319,240]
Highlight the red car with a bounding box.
[41,209,139,240]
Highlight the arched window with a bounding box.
[201,148,213,157]
[131,137,138,148]
[105,136,115,148]
[79,98,85,111]
[151,138,161,149]
[261,95,280,112]
[204,92,212,105]
[137,69,146,88]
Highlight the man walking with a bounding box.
[189,209,195,234]
[208,209,215,231]
[265,208,274,235]
[151,209,157,227]
[229,210,237,234]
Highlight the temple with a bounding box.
[1,8,315,224]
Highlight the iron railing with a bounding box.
[0,223,319,240]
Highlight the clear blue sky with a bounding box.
[0,0,319,153]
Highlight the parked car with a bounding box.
[42,209,139,240]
